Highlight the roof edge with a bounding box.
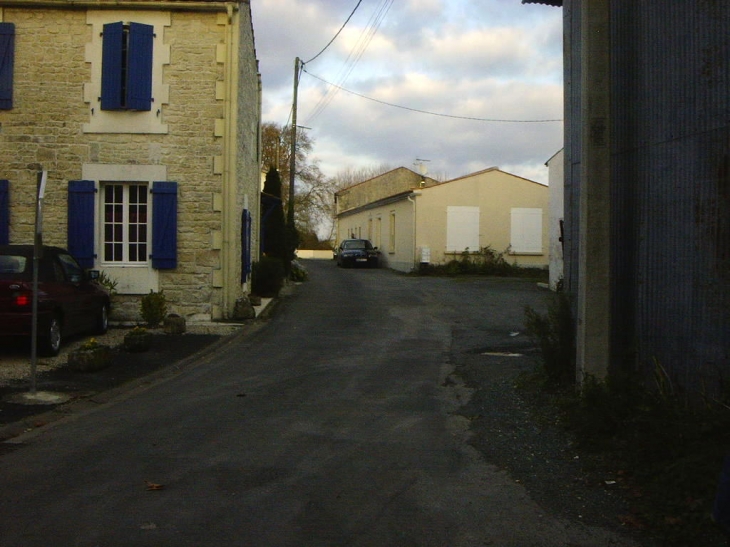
[522,0,562,6]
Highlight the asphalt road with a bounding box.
[0,260,639,547]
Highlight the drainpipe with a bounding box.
[577,0,611,383]
[407,191,421,270]
[221,3,238,319]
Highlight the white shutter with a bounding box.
[446,206,480,252]
[510,208,543,253]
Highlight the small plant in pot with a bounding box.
[68,338,112,372]
[123,326,152,353]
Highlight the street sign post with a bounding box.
[29,170,46,394]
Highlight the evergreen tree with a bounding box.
[261,167,287,263]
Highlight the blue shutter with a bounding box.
[0,23,15,110]
[241,209,252,281]
[127,23,153,111]
[0,180,9,244]
[67,181,96,268]
[151,181,177,269]
[101,22,124,110]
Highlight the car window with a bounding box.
[57,253,84,283]
[0,254,26,275]
[343,240,371,250]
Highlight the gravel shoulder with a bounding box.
[447,327,658,546]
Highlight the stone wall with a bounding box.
[0,5,260,323]
[335,167,438,214]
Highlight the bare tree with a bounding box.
[261,122,335,246]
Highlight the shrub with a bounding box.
[416,246,546,280]
[290,260,308,282]
[96,270,118,296]
[524,287,575,384]
[252,257,285,297]
[140,290,167,328]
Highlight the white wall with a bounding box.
[547,149,565,290]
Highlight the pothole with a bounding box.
[4,391,71,405]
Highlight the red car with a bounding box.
[0,245,111,356]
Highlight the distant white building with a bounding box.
[546,149,564,290]
[335,167,549,273]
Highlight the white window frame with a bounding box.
[101,182,149,265]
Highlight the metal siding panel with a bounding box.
[563,0,581,298]
[609,0,730,395]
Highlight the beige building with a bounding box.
[0,0,261,322]
[335,167,549,273]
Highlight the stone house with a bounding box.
[0,0,261,323]
[335,167,549,273]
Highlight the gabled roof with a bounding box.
[441,166,545,188]
[522,0,562,6]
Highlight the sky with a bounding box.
[250,0,564,185]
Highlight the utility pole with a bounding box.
[288,57,299,227]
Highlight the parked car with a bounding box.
[0,245,111,356]
[335,239,380,268]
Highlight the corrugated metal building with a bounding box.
[525,0,730,396]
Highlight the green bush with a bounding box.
[290,260,308,282]
[96,270,118,296]
[140,290,167,328]
[524,288,575,384]
[416,246,546,280]
[252,257,285,297]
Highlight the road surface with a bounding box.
[0,260,639,546]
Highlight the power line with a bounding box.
[302,69,563,123]
[305,0,393,124]
[304,0,364,65]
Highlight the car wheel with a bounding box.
[39,315,62,357]
[94,304,109,335]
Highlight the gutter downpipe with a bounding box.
[221,2,237,319]
[407,191,421,271]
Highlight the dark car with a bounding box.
[336,239,380,268]
[0,245,111,356]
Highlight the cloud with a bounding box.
[251,0,564,185]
